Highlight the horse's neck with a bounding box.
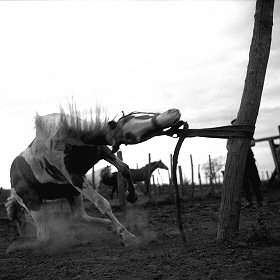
[141,162,159,174]
[36,113,113,146]
[80,125,113,146]
[149,162,160,173]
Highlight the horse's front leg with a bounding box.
[71,177,138,247]
[101,146,137,203]
[67,194,113,231]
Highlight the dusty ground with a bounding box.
[1,188,280,280]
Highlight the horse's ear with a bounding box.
[108,120,117,129]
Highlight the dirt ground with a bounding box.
[1,188,280,280]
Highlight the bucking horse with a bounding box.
[6,105,181,248]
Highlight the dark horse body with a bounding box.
[102,160,168,199]
[6,107,181,249]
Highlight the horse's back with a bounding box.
[130,169,145,182]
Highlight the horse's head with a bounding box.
[157,160,168,170]
[107,109,181,153]
[100,165,112,178]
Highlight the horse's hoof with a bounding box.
[126,192,138,204]
[120,233,140,247]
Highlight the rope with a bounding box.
[169,121,255,246]
[172,123,188,246]
[163,122,254,140]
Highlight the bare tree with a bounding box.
[202,156,225,183]
[217,0,275,241]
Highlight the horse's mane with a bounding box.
[35,103,110,139]
[139,161,160,169]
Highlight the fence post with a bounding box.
[269,139,280,176]
[117,151,126,207]
[190,154,194,197]
[169,154,173,185]
[169,154,173,198]
[152,175,157,196]
[178,165,183,197]
[157,177,161,195]
[198,164,202,196]
[208,155,214,195]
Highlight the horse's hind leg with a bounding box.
[6,194,50,253]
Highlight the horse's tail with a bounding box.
[5,189,19,221]
[5,189,30,237]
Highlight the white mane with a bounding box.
[35,104,109,140]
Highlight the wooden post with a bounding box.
[208,155,214,195]
[190,154,194,197]
[169,154,173,197]
[152,175,157,196]
[169,154,173,185]
[117,151,126,207]
[157,177,161,194]
[217,0,274,241]
[148,153,152,199]
[269,139,280,176]
[198,164,202,196]
[178,165,184,197]
[213,166,217,185]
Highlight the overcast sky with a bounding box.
[0,1,279,188]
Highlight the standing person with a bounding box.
[243,140,263,207]
[229,119,263,207]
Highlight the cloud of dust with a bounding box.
[7,209,116,255]
[124,207,157,246]
[7,202,157,254]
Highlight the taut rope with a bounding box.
[165,121,255,246]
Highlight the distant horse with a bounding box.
[85,166,112,192]
[102,160,168,199]
[5,105,181,248]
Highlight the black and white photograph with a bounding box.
[0,0,279,279]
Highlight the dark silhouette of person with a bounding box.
[229,119,263,207]
[243,140,263,207]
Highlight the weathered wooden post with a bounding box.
[208,155,214,195]
[255,133,280,183]
[169,154,173,185]
[190,154,195,197]
[178,165,184,197]
[152,175,157,196]
[217,0,274,241]
[198,164,202,196]
[169,154,173,197]
[157,177,161,195]
[269,139,280,176]
[117,151,126,207]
